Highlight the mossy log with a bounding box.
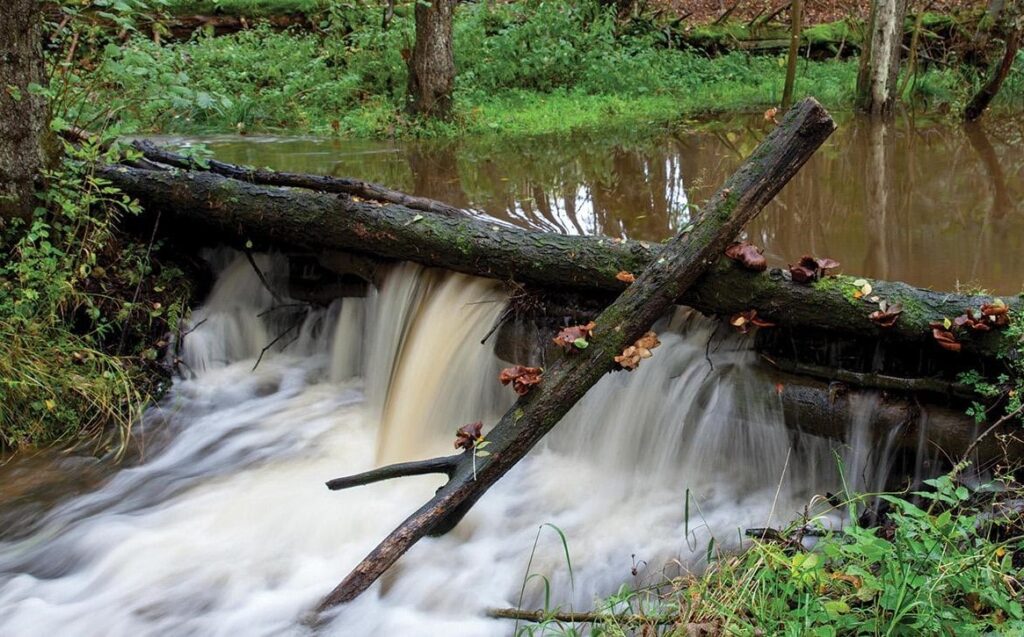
[97,164,1018,361]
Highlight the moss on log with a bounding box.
[98,168,1018,362]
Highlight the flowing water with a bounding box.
[0,116,1020,635]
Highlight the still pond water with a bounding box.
[180,114,1024,294]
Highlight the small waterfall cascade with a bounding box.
[0,251,934,636]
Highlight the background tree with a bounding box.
[407,0,456,119]
[965,0,1022,121]
[781,0,803,109]
[0,0,55,221]
[856,0,908,115]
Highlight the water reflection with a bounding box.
[162,115,1024,293]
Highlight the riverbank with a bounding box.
[68,1,1021,140]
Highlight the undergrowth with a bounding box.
[0,138,195,452]
[514,469,1024,636]
[0,2,197,452]
[64,0,1021,138]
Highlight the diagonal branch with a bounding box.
[313,97,836,613]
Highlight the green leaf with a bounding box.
[573,337,589,349]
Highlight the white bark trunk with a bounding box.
[862,0,908,115]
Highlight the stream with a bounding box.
[0,115,1021,635]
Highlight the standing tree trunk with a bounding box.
[0,0,53,222]
[781,0,803,109]
[406,0,456,120]
[856,0,908,116]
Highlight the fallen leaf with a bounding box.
[614,331,661,370]
[616,271,636,284]
[725,241,768,272]
[454,421,483,450]
[498,365,544,395]
[553,322,597,351]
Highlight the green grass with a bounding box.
[65,0,1020,141]
[513,470,1024,636]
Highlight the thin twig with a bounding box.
[488,607,677,626]
[243,249,285,305]
[960,404,1024,462]
[251,321,301,372]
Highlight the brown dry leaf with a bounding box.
[616,271,636,284]
[614,331,661,370]
[553,321,597,351]
[454,421,483,450]
[724,241,767,272]
[498,365,544,395]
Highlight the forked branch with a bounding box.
[326,454,461,490]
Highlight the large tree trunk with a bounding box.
[313,98,836,610]
[0,0,54,222]
[97,161,1018,360]
[406,0,456,120]
[857,0,908,115]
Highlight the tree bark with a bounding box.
[781,0,803,109]
[407,0,456,120]
[97,159,1018,360]
[965,9,1022,121]
[856,0,908,115]
[0,0,54,222]
[312,98,836,610]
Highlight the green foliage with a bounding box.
[57,0,1024,139]
[527,475,1024,635]
[0,7,197,450]
[958,308,1024,430]
[0,137,193,451]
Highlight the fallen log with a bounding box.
[773,371,1023,464]
[129,140,468,217]
[311,98,835,610]
[96,167,1018,362]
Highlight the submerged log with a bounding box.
[773,372,1023,464]
[97,167,1017,362]
[312,98,835,609]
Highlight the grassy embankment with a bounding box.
[69,0,1023,139]
[518,471,1024,635]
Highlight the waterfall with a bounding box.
[0,251,930,636]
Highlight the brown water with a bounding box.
[164,114,1024,295]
